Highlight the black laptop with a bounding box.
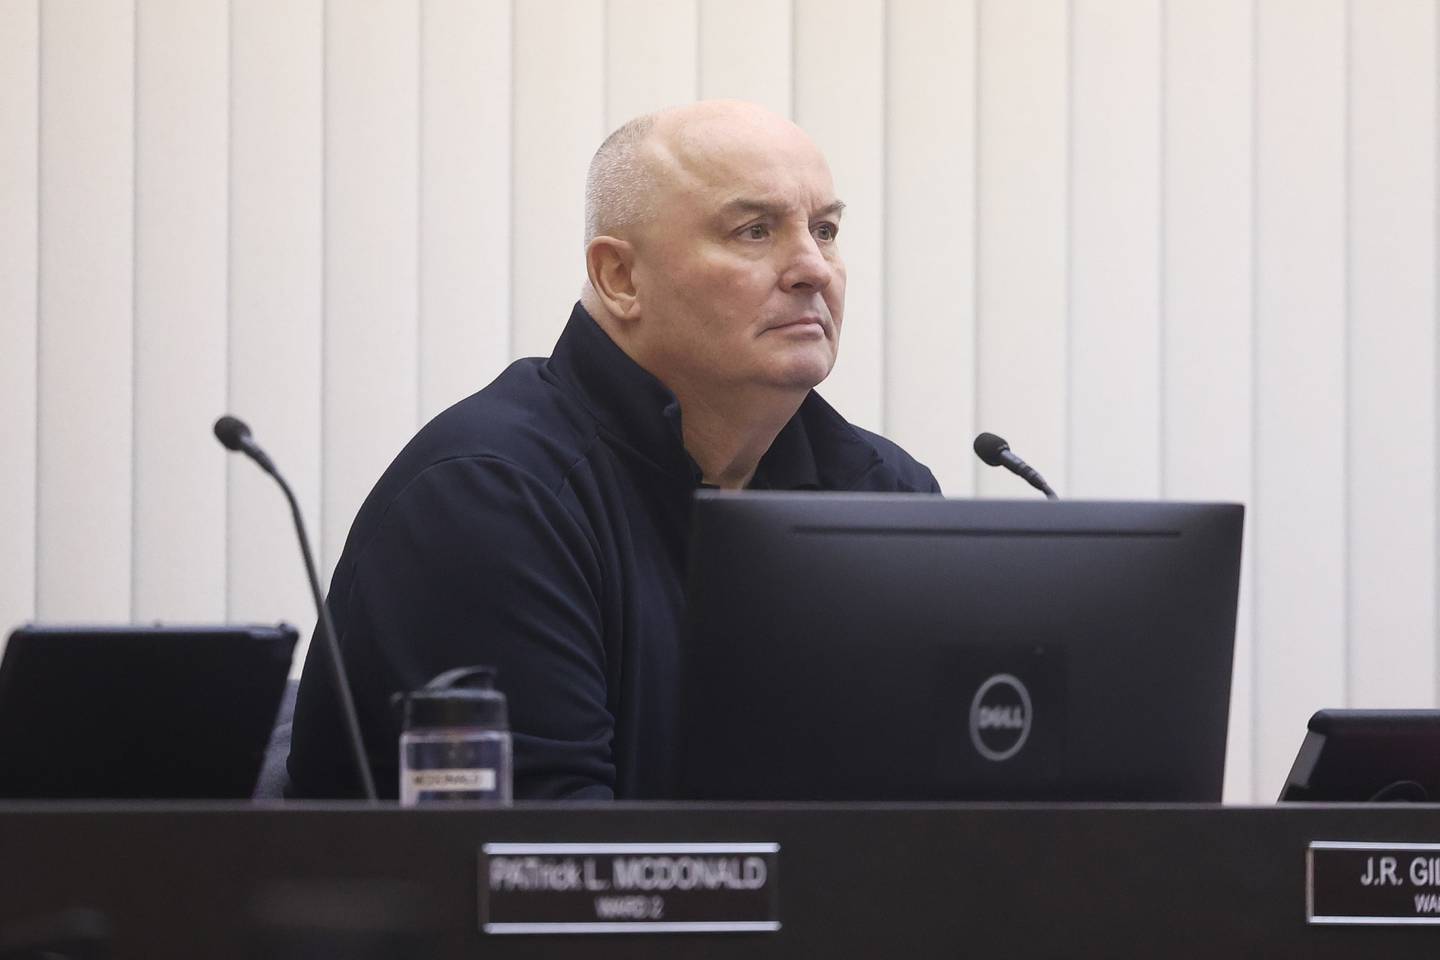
[0,624,297,800]
[1280,709,1440,802]
[677,494,1243,802]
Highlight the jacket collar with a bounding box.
[546,302,879,490]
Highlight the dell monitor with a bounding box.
[677,493,1243,802]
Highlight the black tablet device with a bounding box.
[1280,709,1440,802]
[677,494,1244,802]
[0,623,298,799]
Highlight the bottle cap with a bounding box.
[396,666,508,731]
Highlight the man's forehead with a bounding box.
[653,135,838,217]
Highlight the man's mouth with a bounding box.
[765,316,827,335]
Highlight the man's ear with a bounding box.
[585,237,641,321]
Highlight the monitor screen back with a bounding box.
[0,624,297,799]
[678,494,1243,802]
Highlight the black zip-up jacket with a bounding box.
[287,303,940,799]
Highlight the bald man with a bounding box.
[288,101,940,800]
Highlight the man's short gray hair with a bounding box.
[584,114,658,245]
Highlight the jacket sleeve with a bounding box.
[288,455,615,800]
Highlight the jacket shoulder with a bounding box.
[849,425,942,493]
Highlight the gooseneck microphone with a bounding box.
[214,415,378,801]
[973,432,1059,500]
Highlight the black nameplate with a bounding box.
[1309,841,1440,925]
[479,842,780,934]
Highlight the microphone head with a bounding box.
[213,415,252,452]
[973,432,1011,467]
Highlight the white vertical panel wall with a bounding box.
[976,0,1069,497]
[0,0,38,650]
[697,0,792,116]
[1162,0,1256,803]
[1068,0,1161,499]
[132,0,228,622]
[228,0,324,637]
[321,0,421,572]
[1253,0,1350,800]
[607,0,697,123]
[510,0,605,360]
[4,0,1440,801]
[36,0,135,622]
[884,0,977,496]
[419,0,514,420]
[1346,0,1437,710]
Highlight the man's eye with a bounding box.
[742,223,770,240]
[813,222,838,242]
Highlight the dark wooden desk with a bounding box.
[2,802,1439,958]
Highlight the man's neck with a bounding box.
[673,382,804,490]
[581,295,806,488]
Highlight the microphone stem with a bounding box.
[1010,456,1059,501]
[272,467,379,802]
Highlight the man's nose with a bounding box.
[779,231,834,292]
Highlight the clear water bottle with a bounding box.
[395,666,512,806]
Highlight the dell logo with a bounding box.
[977,705,1025,730]
[969,674,1033,762]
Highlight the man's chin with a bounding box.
[762,355,835,393]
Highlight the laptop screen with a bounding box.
[0,623,297,800]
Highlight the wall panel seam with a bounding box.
[417,0,426,429]
[602,0,610,129]
[1248,0,1261,801]
[507,0,516,360]
[1157,0,1168,498]
[505,0,514,363]
[789,0,797,119]
[130,0,141,622]
[1342,0,1353,708]
[1064,0,1074,493]
[224,0,235,622]
[319,0,329,576]
[879,0,889,436]
[32,0,43,619]
[971,0,981,494]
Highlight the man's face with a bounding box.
[626,119,846,397]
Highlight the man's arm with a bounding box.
[288,455,615,800]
